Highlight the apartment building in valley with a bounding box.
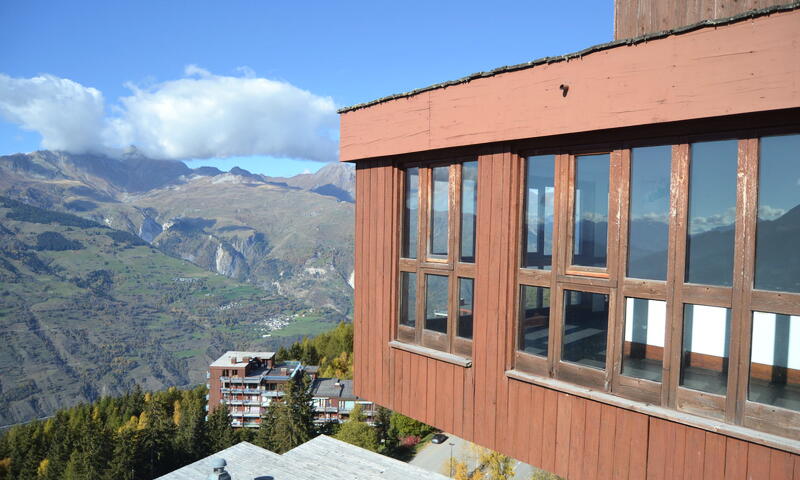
[206,352,374,428]
[341,1,800,478]
[206,351,303,428]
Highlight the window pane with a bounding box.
[749,312,800,412]
[680,304,731,395]
[754,135,800,293]
[429,166,449,258]
[457,278,474,339]
[573,154,609,268]
[424,274,448,334]
[685,140,737,286]
[621,298,666,382]
[519,285,551,357]
[523,155,555,269]
[402,168,419,259]
[460,161,478,263]
[399,272,416,328]
[562,290,609,369]
[628,146,671,280]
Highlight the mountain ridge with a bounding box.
[0,150,355,313]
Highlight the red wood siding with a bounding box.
[613,0,792,40]
[339,9,800,163]
[352,151,800,479]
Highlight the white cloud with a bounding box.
[0,67,339,162]
[0,74,106,153]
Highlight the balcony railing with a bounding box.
[261,391,283,397]
[228,400,243,405]
[243,412,261,418]
[243,377,261,384]
[243,388,261,395]
[243,422,260,428]
[314,406,339,413]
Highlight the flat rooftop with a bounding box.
[157,436,448,480]
[210,351,275,368]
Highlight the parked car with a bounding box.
[431,433,448,444]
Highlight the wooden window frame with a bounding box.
[512,128,800,442]
[397,158,477,359]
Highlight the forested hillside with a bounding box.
[0,197,341,426]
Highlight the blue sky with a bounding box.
[0,1,613,177]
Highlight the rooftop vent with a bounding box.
[208,458,231,480]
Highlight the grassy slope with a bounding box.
[0,199,335,426]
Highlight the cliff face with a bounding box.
[0,151,355,313]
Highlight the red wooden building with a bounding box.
[342,1,800,478]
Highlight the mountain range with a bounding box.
[0,150,355,426]
[0,150,355,313]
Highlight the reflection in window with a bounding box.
[424,274,449,334]
[755,135,800,293]
[457,278,474,339]
[685,140,738,286]
[399,272,416,328]
[562,290,609,369]
[519,285,551,357]
[628,146,671,280]
[749,312,800,412]
[460,161,478,263]
[680,304,731,395]
[402,168,419,259]
[621,298,666,382]
[573,154,609,268]
[523,155,555,269]
[429,167,449,259]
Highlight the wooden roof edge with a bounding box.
[337,1,800,114]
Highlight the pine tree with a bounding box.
[206,402,236,454]
[173,392,208,464]
[103,428,138,480]
[373,406,396,454]
[138,395,177,478]
[262,375,315,453]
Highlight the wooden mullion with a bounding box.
[734,137,759,425]
[450,163,461,268]
[610,148,632,396]
[419,168,431,264]
[667,143,690,408]
[549,154,570,377]
[726,138,754,423]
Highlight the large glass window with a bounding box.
[754,134,800,293]
[685,140,738,286]
[562,290,609,369]
[749,312,800,412]
[621,298,666,382]
[522,155,555,269]
[628,146,671,280]
[680,304,731,396]
[397,160,476,357]
[572,154,610,268]
[399,272,416,328]
[424,275,449,334]
[429,166,449,259]
[460,161,478,263]
[457,278,474,339]
[402,168,419,259]
[518,286,551,357]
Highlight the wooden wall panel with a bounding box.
[614,0,792,40]
[352,153,799,480]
